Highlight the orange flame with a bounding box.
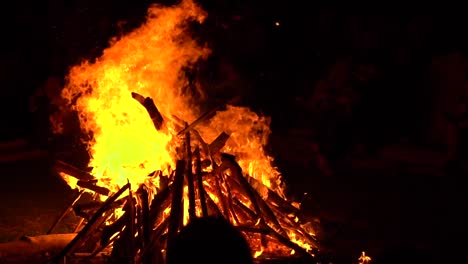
[60,0,209,192]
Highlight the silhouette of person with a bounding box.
[166,216,253,264]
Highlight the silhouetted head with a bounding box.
[166,216,253,264]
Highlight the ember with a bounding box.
[47,0,319,263]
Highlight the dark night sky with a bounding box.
[1,1,467,142]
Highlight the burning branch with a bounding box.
[131,92,164,131]
[52,183,130,262]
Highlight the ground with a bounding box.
[0,134,461,263]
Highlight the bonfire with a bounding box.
[2,1,322,263]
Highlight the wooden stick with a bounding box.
[166,160,185,248]
[213,173,230,220]
[177,96,240,136]
[221,173,240,224]
[137,216,170,264]
[194,147,208,217]
[47,190,84,234]
[73,197,126,220]
[149,186,171,225]
[246,175,300,215]
[185,127,196,221]
[208,132,230,155]
[54,160,94,181]
[76,180,110,196]
[265,225,316,262]
[232,198,258,223]
[139,185,151,252]
[219,154,288,237]
[51,183,130,262]
[131,92,164,130]
[191,130,210,157]
[126,180,135,264]
[176,108,218,136]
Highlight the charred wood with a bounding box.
[54,160,95,181]
[194,146,208,217]
[219,153,288,238]
[76,180,111,196]
[209,132,230,155]
[131,92,164,130]
[47,190,84,234]
[166,160,185,248]
[185,128,196,221]
[247,175,300,215]
[52,183,130,262]
[148,185,171,226]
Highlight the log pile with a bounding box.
[44,93,320,264]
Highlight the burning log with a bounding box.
[219,153,288,238]
[194,146,208,217]
[131,92,164,130]
[166,160,185,248]
[177,107,218,136]
[209,131,230,155]
[247,175,300,215]
[54,160,95,181]
[76,180,111,196]
[73,197,126,220]
[148,184,171,227]
[138,185,151,252]
[51,183,130,263]
[47,190,85,234]
[110,183,137,263]
[185,127,196,221]
[176,96,240,136]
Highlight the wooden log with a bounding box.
[265,225,316,263]
[131,92,164,130]
[221,173,240,224]
[137,216,170,264]
[77,180,111,196]
[269,206,318,247]
[166,160,185,249]
[194,146,208,217]
[138,185,151,254]
[246,175,300,215]
[185,127,196,221]
[177,96,241,136]
[191,130,210,157]
[47,190,84,234]
[73,197,126,220]
[176,108,218,136]
[213,172,230,220]
[110,182,136,264]
[54,160,94,181]
[232,197,258,223]
[149,186,171,226]
[52,183,130,262]
[209,132,230,155]
[219,154,288,238]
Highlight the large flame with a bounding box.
[59,0,284,196]
[61,0,209,191]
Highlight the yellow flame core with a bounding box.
[61,0,209,191]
